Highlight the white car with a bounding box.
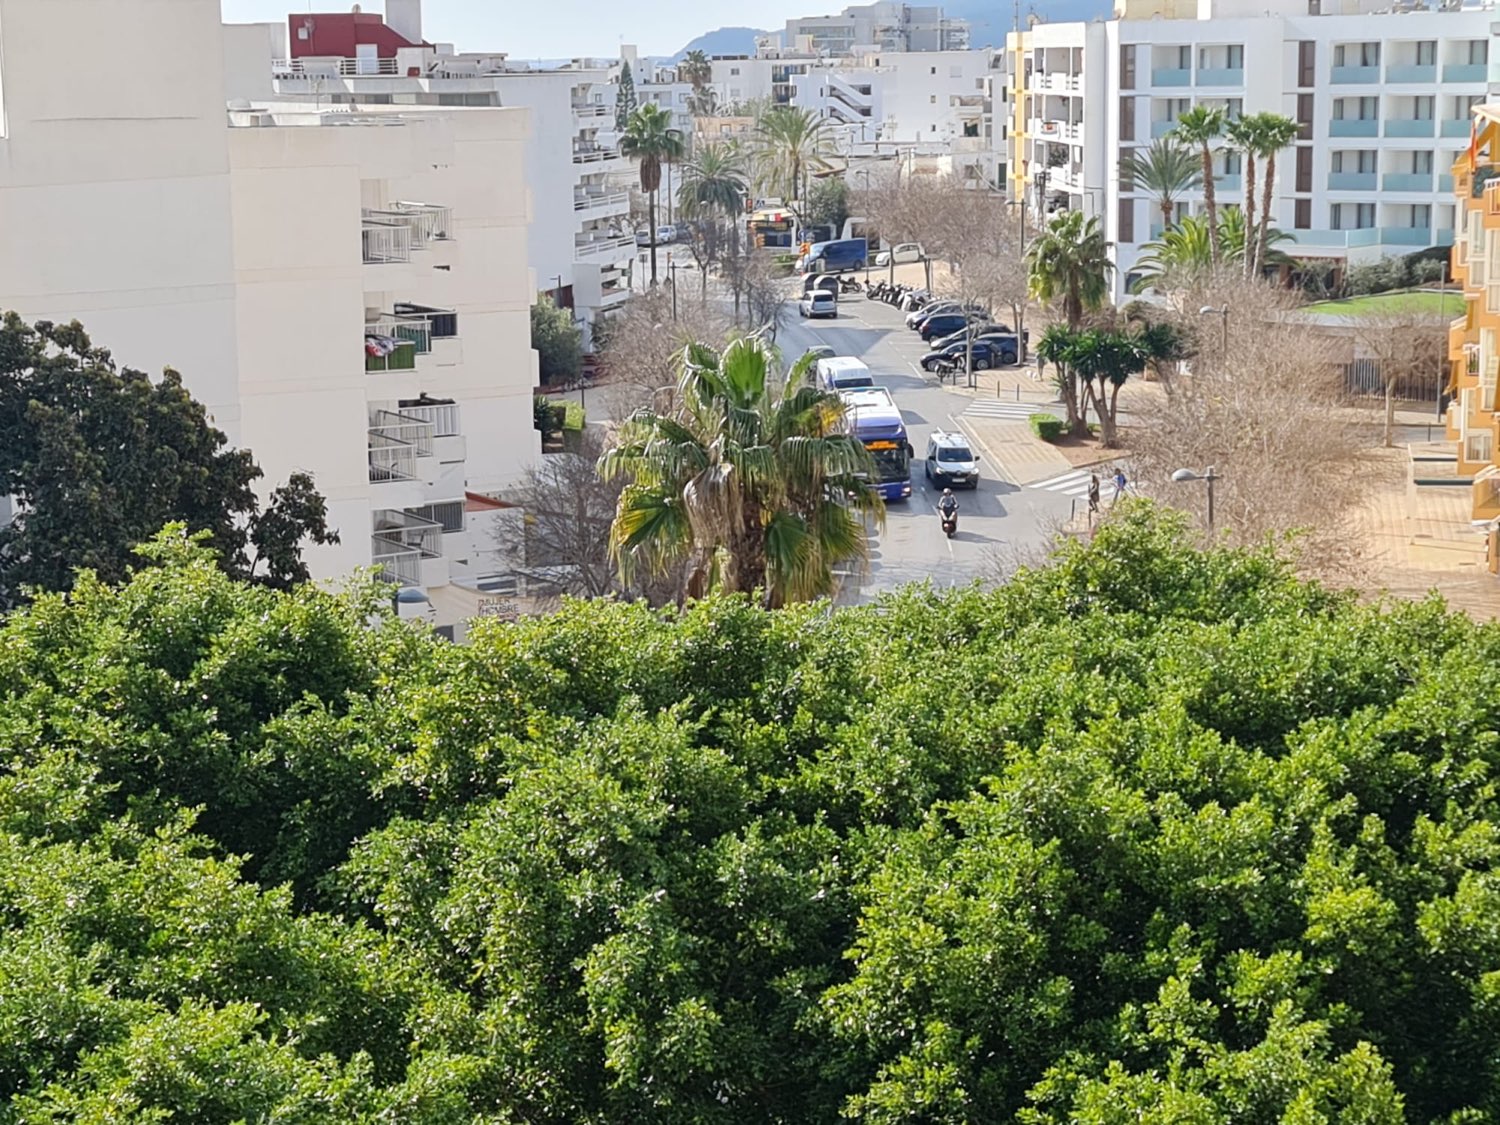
[656,225,676,244]
[876,242,925,267]
[799,291,838,320]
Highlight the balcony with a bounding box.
[573,141,624,164]
[572,102,613,122]
[1385,119,1435,138]
[1385,64,1436,83]
[1217,173,1242,192]
[573,188,631,216]
[1328,171,1377,190]
[365,318,424,373]
[362,220,411,265]
[1379,226,1435,246]
[1439,173,1455,194]
[1444,63,1487,83]
[1151,68,1191,87]
[365,202,452,248]
[1383,172,1433,192]
[1436,229,1456,247]
[1329,118,1379,137]
[1196,67,1244,86]
[392,302,459,340]
[368,410,434,490]
[574,232,636,259]
[1289,228,1382,248]
[1150,119,1178,139]
[1331,65,1381,83]
[1442,118,1472,138]
[371,542,422,586]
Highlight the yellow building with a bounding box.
[1447,104,1500,570]
[1006,28,1030,203]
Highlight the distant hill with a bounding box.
[948,0,1114,48]
[671,27,767,62]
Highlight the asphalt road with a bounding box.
[775,290,1076,604]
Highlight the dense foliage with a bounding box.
[0,314,338,607]
[2,510,1499,1121]
[531,295,583,386]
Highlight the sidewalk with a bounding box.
[948,366,1085,486]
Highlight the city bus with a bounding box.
[838,386,912,501]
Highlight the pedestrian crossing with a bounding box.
[1030,468,1098,497]
[961,400,1061,422]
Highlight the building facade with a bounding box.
[0,0,538,637]
[784,2,970,55]
[1011,0,1491,298]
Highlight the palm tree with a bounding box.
[679,49,711,90]
[1248,113,1300,277]
[1170,106,1227,267]
[620,104,686,287]
[678,141,749,300]
[1225,114,1260,277]
[1026,211,1113,436]
[1121,138,1200,235]
[751,106,834,239]
[598,337,883,606]
[1131,210,1293,292]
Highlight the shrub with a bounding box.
[1030,413,1064,442]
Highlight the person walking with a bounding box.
[1087,473,1100,518]
[1111,467,1128,505]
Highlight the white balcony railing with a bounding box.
[573,143,624,164]
[373,509,445,558]
[574,189,631,212]
[392,201,453,244]
[371,409,434,455]
[572,103,613,119]
[369,432,420,483]
[402,402,462,437]
[272,56,401,78]
[366,314,432,356]
[574,233,637,259]
[371,543,422,586]
[362,220,412,264]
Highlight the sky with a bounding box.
[219,0,814,59]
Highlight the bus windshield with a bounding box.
[865,440,911,483]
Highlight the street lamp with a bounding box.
[1199,304,1229,355]
[1171,465,1220,530]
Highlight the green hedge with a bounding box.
[1029,413,1064,442]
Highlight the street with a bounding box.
[774,289,1078,603]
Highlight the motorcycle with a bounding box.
[840,276,862,294]
[866,281,887,301]
[939,503,958,539]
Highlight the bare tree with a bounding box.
[743,254,789,342]
[1127,278,1385,577]
[1354,309,1449,447]
[510,428,621,598]
[593,290,734,418]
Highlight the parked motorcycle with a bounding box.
[866,281,888,301]
[840,276,862,294]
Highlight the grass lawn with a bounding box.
[1303,289,1465,318]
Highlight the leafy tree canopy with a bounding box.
[0,313,337,607]
[0,510,1495,1120]
[531,294,583,385]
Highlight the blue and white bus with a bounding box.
[839,386,912,501]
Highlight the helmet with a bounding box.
[943,488,953,495]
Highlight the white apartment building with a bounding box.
[1012,0,1491,299]
[257,3,631,345]
[784,2,971,54]
[0,0,537,639]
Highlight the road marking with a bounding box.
[962,400,1060,421]
[950,412,1016,485]
[1030,468,1098,496]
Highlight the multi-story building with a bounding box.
[784,2,971,55]
[260,2,631,345]
[0,0,537,638]
[1444,104,1500,558]
[1010,0,1491,299]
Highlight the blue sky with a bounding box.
[219,0,810,58]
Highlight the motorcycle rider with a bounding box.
[937,488,959,526]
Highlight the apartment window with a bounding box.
[930,94,937,103]
[1415,41,1436,65]
[1410,150,1434,174]
[1332,150,1376,173]
[1470,39,1490,65]
[1334,42,1380,67]
[1294,197,1312,228]
[1120,43,1136,89]
[1334,97,1378,120]
[730,67,740,75]
[410,501,465,534]
[1119,198,1136,243]
[1409,203,1432,228]
[1332,201,1376,228]
[1120,149,1136,190]
[1297,93,1314,139]
[1120,96,1136,141]
[1199,44,1244,68]
[1414,95,1435,119]
[1295,144,1312,191]
[1298,41,1316,86]
[931,66,937,75]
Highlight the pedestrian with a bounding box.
[1087,473,1100,516]
[1111,466,1128,504]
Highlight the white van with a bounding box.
[813,356,875,391]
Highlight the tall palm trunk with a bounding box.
[1062,288,1085,436]
[1256,152,1278,278]
[1159,196,1174,235]
[648,190,658,285]
[1199,143,1220,268]
[1241,151,1258,279]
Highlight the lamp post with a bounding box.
[667,256,681,321]
[1171,465,1220,530]
[1200,304,1229,355]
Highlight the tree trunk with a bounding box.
[648,191,659,285]
[1102,380,1124,448]
[1201,144,1220,267]
[1257,152,1278,278]
[1160,197,1173,236]
[1012,301,1027,365]
[1384,376,1397,447]
[1241,151,1258,279]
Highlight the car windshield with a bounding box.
[937,446,972,463]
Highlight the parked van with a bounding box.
[814,356,875,391]
[799,238,869,275]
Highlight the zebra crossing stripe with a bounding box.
[1031,470,1096,495]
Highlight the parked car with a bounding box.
[931,324,1014,350]
[917,311,988,341]
[925,431,980,489]
[656,225,676,244]
[798,237,868,274]
[799,290,838,319]
[634,227,653,246]
[907,301,987,330]
[921,337,1018,371]
[875,242,925,267]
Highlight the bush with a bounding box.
[1030,412,1064,442]
[531,295,582,386]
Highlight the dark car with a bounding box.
[931,324,1015,350]
[921,337,1018,371]
[918,312,987,342]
